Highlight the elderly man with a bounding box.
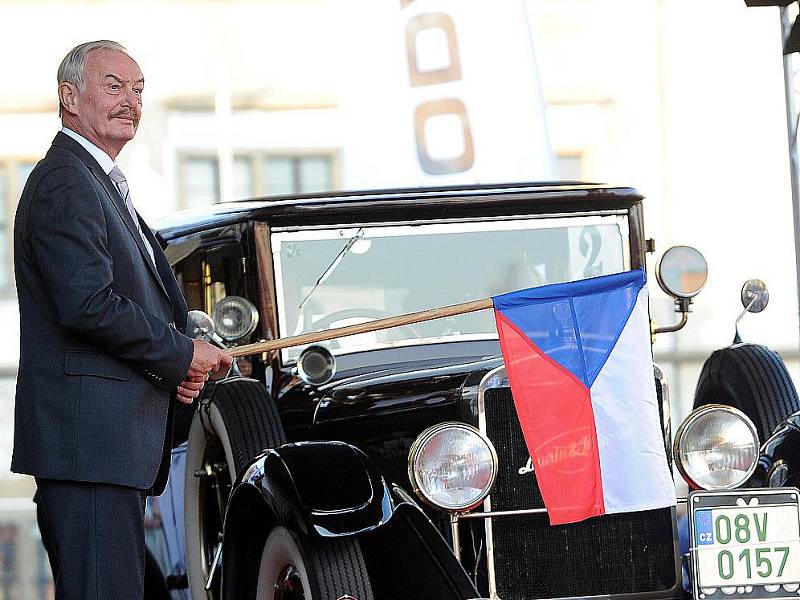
[11,40,232,599]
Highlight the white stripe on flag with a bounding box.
[589,288,676,514]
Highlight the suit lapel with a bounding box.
[141,224,189,325]
[90,166,171,301]
[52,133,171,302]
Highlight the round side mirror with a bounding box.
[741,279,769,313]
[656,246,708,299]
[187,310,215,340]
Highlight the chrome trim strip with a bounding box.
[478,364,509,600]
[459,507,548,520]
[450,515,461,562]
[653,363,672,468]
[460,500,689,520]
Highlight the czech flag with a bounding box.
[492,270,676,525]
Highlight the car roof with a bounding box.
[154,181,642,241]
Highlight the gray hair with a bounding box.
[57,40,128,116]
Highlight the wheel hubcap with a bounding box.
[274,565,305,599]
[198,438,231,595]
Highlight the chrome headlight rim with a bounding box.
[211,296,260,342]
[408,422,499,513]
[673,404,760,491]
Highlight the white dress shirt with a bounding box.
[61,127,116,176]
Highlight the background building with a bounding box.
[0,0,797,596]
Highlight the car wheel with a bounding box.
[185,377,287,600]
[255,526,374,600]
[693,343,800,442]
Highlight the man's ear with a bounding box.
[58,82,79,116]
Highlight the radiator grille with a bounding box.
[484,387,677,599]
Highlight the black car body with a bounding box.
[147,182,800,600]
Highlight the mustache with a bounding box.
[110,110,137,120]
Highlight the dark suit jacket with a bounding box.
[11,132,194,493]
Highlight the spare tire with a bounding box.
[185,377,287,600]
[693,343,800,443]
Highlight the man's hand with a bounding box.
[177,374,205,405]
[178,341,233,404]
[189,339,233,380]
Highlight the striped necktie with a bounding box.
[108,166,156,266]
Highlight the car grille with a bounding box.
[483,386,678,600]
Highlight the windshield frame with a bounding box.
[271,212,632,364]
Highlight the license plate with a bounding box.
[689,489,800,600]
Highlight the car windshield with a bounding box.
[271,215,629,362]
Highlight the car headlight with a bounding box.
[673,405,759,490]
[211,296,259,342]
[408,422,498,512]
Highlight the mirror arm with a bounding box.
[653,298,692,335]
[732,295,759,344]
[735,295,758,331]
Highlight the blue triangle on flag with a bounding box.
[492,270,645,387]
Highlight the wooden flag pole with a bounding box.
[230,298,495,357]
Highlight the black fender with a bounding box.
[227,440,394,538]
[221,440,479,599]
[752,411,800,487]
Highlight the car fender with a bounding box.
[221,440,481,599]
[227,440,395,538]
[753,411,800,487]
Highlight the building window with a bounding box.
[16,164,34,195]
[0,170,6,292]
[182,157,219,209]
[262,157,295,196]
[233,156,254,199]
[297,156,332,194]
[179,153,336,208]
[0,160,37,292]
[262,155,332,195]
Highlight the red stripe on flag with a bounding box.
[494,310,605,525]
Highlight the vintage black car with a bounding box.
[145,182,800,600]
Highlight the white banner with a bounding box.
[336,0,555,189]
